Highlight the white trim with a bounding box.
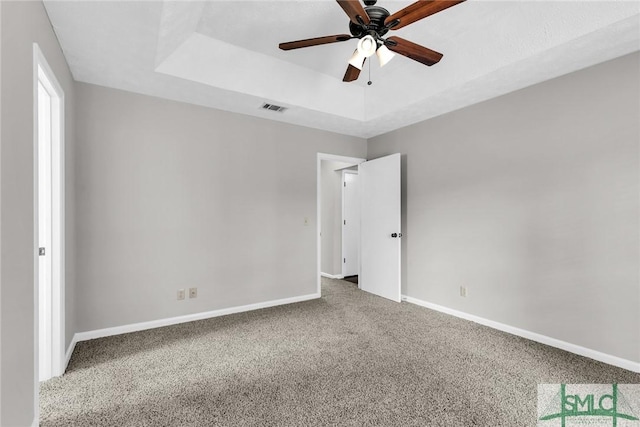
[74,293,321,342]
[64,336,78,373]
[402,295,640,373]
[321,272,344,280]
[316,153,365,296]
[31,418,38,427]
[0,3,3,421]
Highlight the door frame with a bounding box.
[33,43,66,389]
[341,169,359,281]
[316,153,365,295]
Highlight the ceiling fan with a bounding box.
[279,0,466,83]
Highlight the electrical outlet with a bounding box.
[189,287,197,298]
[177,289,185,300]
[460,286,467,297]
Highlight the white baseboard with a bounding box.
[402,295,640,373]
[74,292,321,343]
[63,335,78,373]
[321,272,344,279]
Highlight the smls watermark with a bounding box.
[538,384,640,426]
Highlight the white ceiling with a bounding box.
[44,0,640,138]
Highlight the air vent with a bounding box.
[261,103,287,113]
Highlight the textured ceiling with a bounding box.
[44,0,640,138]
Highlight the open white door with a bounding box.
[38,79,53,381]
[359,153,401,302]
[342,171,359,277]
[35,44,65,381]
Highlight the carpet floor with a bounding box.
[40,278,639,426]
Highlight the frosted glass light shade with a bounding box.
[348,49,366,70]
[357,35,377,58]
[376,45,395,67]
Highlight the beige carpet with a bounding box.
[40,278,639,426]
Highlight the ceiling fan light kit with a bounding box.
[348,49,366,70]
[348,35,377,70]
[376,45,395,68]
[357,35,377,57]
[278,0,466,83]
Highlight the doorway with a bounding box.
[317,154,365,295]
[34,44,65,382]
[317,152,402,302]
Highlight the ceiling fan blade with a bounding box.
[279,34,353,51]
[336,0,371,26]
[343,58,366,82]
[385,0,465,30]
[343,64,361,82]
[385,36,443,66]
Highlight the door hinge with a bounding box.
[39,247,46,256]
[344,181,346,187]
[344,258,346,263]
[344,220,346,225]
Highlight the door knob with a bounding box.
[391,233,403,238]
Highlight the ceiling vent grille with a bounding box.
[261,103,287,113]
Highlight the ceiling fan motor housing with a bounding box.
[349,5,391,39]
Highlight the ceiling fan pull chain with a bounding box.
[368,59,372,86]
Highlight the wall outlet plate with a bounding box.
[460,286,467,297]
[189,287,197,298]
[177,289,185,300]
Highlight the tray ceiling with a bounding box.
[43,0,640,138]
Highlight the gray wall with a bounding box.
[368,52,640,363]
[75,82,367,332]
[1,1,77,425]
